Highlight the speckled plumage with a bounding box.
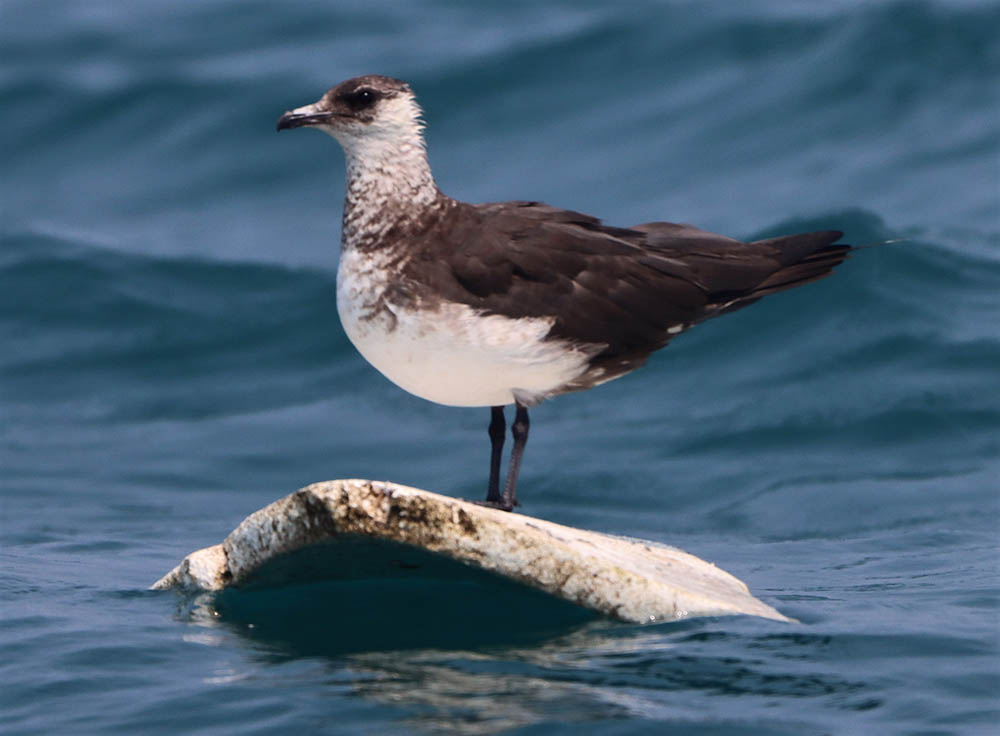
[277,75,851,507]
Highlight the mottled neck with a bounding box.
[340,136,446,251]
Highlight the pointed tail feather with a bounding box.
[710,232,851,315]
[751,243,852,298]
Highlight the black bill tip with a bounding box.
[276,110,332,132]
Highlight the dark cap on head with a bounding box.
[277,75,413,131]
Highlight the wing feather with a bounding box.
[401,201,849,382]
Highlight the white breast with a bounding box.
[336,248,599,407]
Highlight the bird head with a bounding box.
[276,75,425,154]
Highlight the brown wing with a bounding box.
[403,200,848,378]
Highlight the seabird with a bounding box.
[277,75,851,511]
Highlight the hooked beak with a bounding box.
[276,106,334,132]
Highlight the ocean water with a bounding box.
[2,0,999,733]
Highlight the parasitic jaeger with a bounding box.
[277,75,851,511]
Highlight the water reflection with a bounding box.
[179,586,870,735]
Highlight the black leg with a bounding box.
[501,403,530,510]
[485,405,505,504]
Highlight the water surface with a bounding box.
[2,1,998,733]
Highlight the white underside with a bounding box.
[336,250,600,407]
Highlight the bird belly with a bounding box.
[337,268,597,407]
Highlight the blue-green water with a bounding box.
[3,1,999,733]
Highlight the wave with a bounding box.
[4,212,996,362]
[3,214,996,428]
[0,228,354,422]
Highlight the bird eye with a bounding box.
[349,88,377,109]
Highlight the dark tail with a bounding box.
[712,231,851,315]
[751,231,851,297]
